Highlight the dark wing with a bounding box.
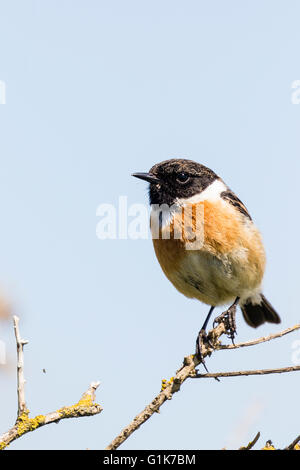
[220,189,252,221]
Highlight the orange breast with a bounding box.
[151,199,266,303]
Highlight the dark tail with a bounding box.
[241,294,281,328]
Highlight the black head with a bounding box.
[132,158,219,205]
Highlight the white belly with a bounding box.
[169,249,262,307]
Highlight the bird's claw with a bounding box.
[195,328,214,372]
[213,305,237,344]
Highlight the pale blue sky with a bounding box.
[0,0,299,450]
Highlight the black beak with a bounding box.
[132,172,161,184]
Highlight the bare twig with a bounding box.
[0,317,103,450]
[285,434,300,450]
[105,321,228,450]
[192,365,300,379]
[13,316,28,417]
[217,324,300,350]
[239,431,261,450]
[0,381,102,450]
[106,322,300,450]
[234,431,300,450]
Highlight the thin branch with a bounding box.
[105,322,300,450]
[105,321,228,450]
[13,315,28,417]
[0,317,103,450]
[285,434,300,450]
[0,381,102,450]
[217,324,300,350]
[191,365,300,379]
[239,431,261,450]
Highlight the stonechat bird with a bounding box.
[132,159,280,365]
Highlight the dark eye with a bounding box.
[176,172,190,184]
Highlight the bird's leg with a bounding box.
[195,306,215,372]
[213,297,240,344]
